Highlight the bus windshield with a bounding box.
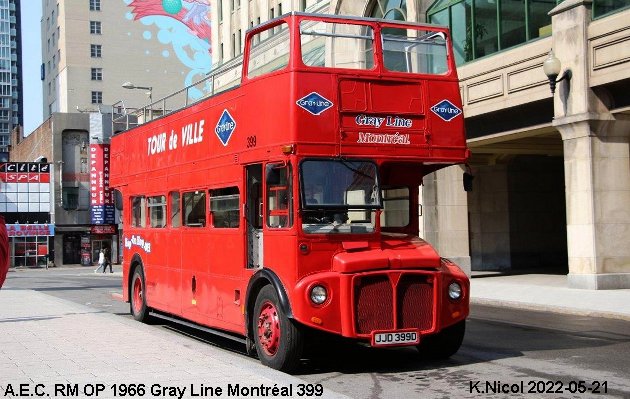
[300,159,381,234]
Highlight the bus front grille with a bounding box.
[398,275,433,330]
[354,275,393,334]
[354,273,434,335]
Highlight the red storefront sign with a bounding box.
[6,224,55,237]
[90,225,116,235]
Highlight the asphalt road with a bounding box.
[4,267,630,398]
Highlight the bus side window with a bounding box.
[183,191,206,227]
[169,191,181,228]
[266,163,292,228]
[380,187,410,228]
[210,187,240,228]
[131,196,146,228]
[148,195,166,228]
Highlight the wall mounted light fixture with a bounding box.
[543,49,572,95]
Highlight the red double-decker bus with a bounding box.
[110,12,470,372]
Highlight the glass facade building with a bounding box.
[0,0,21,161]
[427,0,630,65]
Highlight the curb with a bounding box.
[471,297,630,321]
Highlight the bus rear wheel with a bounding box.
[417,320,465,359]
[253,285,303,372]
[130,266,150,322]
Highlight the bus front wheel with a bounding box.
[253,285,303,372]
[130,266,150,322]
[417,320,465,359]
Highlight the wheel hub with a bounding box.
[132,276,143,314]
[257,301,280,356]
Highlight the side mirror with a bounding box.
[113,189,123,210]
[463,172,474,192]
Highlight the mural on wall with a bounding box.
[125,0,212,100]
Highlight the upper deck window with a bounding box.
[248,22,290,79]
[300,21,374,70]
[382,28,448,75]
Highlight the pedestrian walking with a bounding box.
[95,249,105,273]
[102,248,113,273]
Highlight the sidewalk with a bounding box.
[0,289,349,399]
[470,272,630,321]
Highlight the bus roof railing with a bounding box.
[112,58,243,134]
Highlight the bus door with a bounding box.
[246,165,263,268]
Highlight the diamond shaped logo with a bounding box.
[296,92,334,116]
[430,99,462,122]
[215,109,236,146]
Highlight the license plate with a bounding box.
[371,329,420,347]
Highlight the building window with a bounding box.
[90,0,101,11]
[91,68,102,81]
[91,91,102,104]
[237,29,242,54]
[90,20,101,34]
[90,44,102,58]
[62,187,79,210]
[592,0,630,18]
[426,0,561,65]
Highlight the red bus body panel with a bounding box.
[111,14,469,343]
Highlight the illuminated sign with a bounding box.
[89,144,115,224]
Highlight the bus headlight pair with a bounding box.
[310,285,327,305]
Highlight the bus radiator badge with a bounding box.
[430,99,462,122]
[215,109,237,146]
[296,92,333,116]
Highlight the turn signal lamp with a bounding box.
[281,144,295,154]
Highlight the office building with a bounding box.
[41,0,212,118]
[0,0,22,161]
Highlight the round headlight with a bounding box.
[310,285,327,305]
[448,282,462,300]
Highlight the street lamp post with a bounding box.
[122,82,153,120]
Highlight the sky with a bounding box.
[21,2,43,136]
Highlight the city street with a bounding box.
[3,267,630,398]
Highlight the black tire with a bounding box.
[130,266,150,322]
[253,285,304,372]
[417,320,465,359]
